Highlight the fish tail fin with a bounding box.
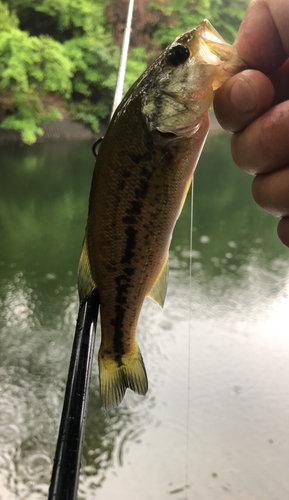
[98,344,148,410]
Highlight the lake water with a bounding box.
[0,130,289,500]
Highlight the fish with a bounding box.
[78,19,246,410]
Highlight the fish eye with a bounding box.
[167,44,190,66]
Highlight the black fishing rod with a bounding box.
[48,1,135,498]
[48,288,99,500]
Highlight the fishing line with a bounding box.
[185,177,194,498]
[111,0,135,117]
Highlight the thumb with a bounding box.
[213,70,274,133]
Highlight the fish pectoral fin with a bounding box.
[99,344,148,411]
[78,233,96,302]
[148,252,169,308]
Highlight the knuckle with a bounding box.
[258,104,289,169]
[258,110,280,165]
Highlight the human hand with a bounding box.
[214,0,289,247]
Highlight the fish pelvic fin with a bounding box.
[78,233,96,302]
[148,252,169,308]
[99,344,148,411]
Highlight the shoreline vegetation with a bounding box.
[0,0,249,146]
[0,112,223,145]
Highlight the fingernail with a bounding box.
[230,78,257,113]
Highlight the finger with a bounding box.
[214,70,274,133]
[270,58,289,104]
[277,217,289,248]
[252,165,289,217]
[231,100,289,175]
[234,0,288,72]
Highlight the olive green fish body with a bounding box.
[78,20,246,409]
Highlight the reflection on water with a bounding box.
[0,133,289,499]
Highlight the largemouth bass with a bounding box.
[78,20,245,410]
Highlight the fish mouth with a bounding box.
[155,119,202,140]
[150,129,181,146]
[155,130,178,139]
[185,19,247,79]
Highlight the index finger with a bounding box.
[234,0,288,72]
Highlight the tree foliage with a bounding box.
[0,0,250,144]
[150,0,250,47]
[0,1,73,142]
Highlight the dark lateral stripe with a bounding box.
[111,156,154,354]
[122,215,136,225]
[124,267,135,276]
[111,303,126,355]
[120,225,137,264]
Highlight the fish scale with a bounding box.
[78,20,246,410]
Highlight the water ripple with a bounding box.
[0,425,20,445]
[0,398,16,426]
[0,365,62,499]
[20,453,51,482]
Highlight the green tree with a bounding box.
[149,0,250,48]
[4,0,120,136]
[0,1,73,143]
[0,0,251,144]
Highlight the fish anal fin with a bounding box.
[179,176,193,217]
[99,344,148,410]
[148,253,169,308]
[78,233,96,302]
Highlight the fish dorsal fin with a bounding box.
[148,253,169,308]
[78,233,96,302]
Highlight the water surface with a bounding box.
[0,132,289,499]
